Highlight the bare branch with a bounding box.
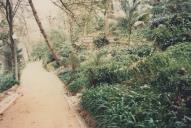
[12,0,22,18]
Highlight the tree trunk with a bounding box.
[104,0,111,37]
[128,12,133,46]
[83,11,88,36]
[9,25,19,81]
[83,20,87,36]
[6,0,19,81]
[13,39,18,81]
[69,18,73,44]
[128,34,131,46]
[104,10,109,36]
[28,0,60,64]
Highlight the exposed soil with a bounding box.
[0,62,87,128]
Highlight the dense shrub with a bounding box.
[78,47,140,88]
[93,34,109,48]
[50,30,66,44]
[147,0,191,50]
[128,45,153,57]
[67,74,87,93]
[31,43,54,64]
[110,45,153,61]
[59,69,87,93]
[85,63,129,88]
[81,51,108,67]
[113,53,139,64]
[81,43,191,128]
[117,18,129,35]
[81,84,191,128]
[134,46,152,57]
[95,18,104,31]
[81,85,123,120]
[0,73,17,92]
[128,43,191,85]
[68,52,80,71]
[31,29,74,67]
[59,68,73,84]
[59,49,139,92]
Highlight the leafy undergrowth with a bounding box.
[80,43,191,128]
[81,85,191,128]
[58,44,141,94]
[31,30,191,128]
[59,69,86,94]
[0,73,18,92]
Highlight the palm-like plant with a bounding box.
[95,0,113,36]
[121,0,140,45]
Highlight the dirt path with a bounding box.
[0,62,87,128]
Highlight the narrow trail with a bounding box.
[0,62,87,128]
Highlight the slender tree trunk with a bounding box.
[28,0,60,64]
[83,20,87,36]
[83,11,88,36]
[104,0,112,37]
[9,24,19,81]
[128,33,131,46]
[13,39,18,81]
[6,0,19,81]
[9,31,19,80]
[128,11,133,46]
[104,10,109,36]
[69,18,73,44]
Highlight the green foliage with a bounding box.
[135,46,153,57]
[50,29,66,44]
[50,30,73,66]
[117,18,129,35]
[0,73,17,92]
[93,34,109,48]
[127,45,153,57]
[82,51,107,67]
[31,43,53,64]
[59,68,73,84]
[85,64,123,87]
[121,0,141,42]
[0,20,8,43]
[58,42,73,66]
[59,69,87,94]
[77,46,140,88]
[84,54,138,88]
[59,46,140,92]
[81,43,191,128]
[46,61,60,70]
[147,0,191,50]
[31,34,73,67]
[67,73,86,93]
[81,84,191,128]
[95,18,104,31]
[81,85,123,118]
[68,52,80,71]
[128,43,191,85]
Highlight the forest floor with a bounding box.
[0,62,87,128]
